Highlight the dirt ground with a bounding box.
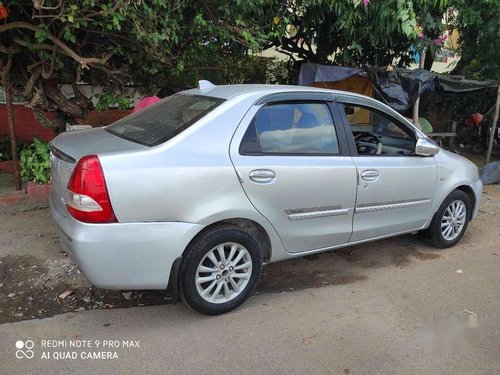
[1,180,499,324]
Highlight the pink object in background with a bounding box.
[132,96,160,113]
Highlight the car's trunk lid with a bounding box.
[50,127,146,215]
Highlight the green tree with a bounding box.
[269,0,448,68]
[0,0,284,130]
[449,0,500,80]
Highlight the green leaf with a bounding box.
[19,138,51,183]
[35,29,47,42]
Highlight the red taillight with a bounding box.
[66,155,117,223]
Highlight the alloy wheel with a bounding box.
[441,200,467,241]
[195,242,253,304]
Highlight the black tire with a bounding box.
[424,190,471,248]
[180,225,263,315]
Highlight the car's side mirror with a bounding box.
[415,138,439,156]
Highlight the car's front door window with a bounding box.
[340,103,416,156]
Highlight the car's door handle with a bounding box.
[249,169,276,184]
[360,169,379,181]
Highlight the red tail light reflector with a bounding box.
[66,155,117,223]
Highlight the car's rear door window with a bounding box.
[240,102,340,155]
[106,94,225,146]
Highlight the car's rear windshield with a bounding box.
[105,94,225,146]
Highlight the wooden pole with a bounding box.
[485,83,500,165]
[412,49,426,131]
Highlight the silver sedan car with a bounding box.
[50,83,482,315]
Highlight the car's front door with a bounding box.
[336,98,438,242]
[230,96,357,253]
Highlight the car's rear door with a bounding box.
[229,93,357,254]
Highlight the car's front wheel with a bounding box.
[425,189,471,248]
[180,226,263,315]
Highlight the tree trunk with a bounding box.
[72,84,94,112]
[412,50,426,131]
[424,51,434,71]
[32,108,65,130]
[450,57,470,76]
[485,84,500,165]
[5,83,22,190]
[43,83,85,117]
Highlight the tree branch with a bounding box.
[0,42,22,55]
[41,43,58,79]
[1,22,113,67]
[23,65,42,97]
[279,35,317,61]
[33,0,64,10]
[88,63,124,75]
[0,55,13,83]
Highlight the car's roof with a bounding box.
[181,83,426,139]
[182,84,364,101]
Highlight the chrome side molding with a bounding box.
[356,198,431,213]
[286,206,350,221]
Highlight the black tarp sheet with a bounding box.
[435,75,497,92]
[367,67,435,112]
[298,63,365,86]
[298,63,498,113]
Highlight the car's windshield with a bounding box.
[106,94,225,146]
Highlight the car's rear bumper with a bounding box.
[469,179,483,220]
[50,192,204,289]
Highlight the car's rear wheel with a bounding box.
[180,226,262,315]
[424,190,471,248]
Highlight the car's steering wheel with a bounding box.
[355,132,383,155]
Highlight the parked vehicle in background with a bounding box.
[50,82,482,315]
